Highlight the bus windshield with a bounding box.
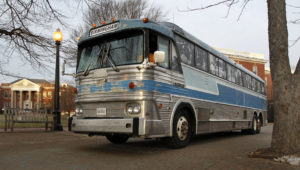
[77,32,144,73]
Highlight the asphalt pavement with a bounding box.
[0,124,298,170]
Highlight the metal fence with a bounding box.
[3,108,53,132]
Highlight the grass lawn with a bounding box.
[0,114,69,129]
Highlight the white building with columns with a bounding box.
[0,79,54,110]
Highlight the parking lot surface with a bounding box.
[0,125,297,170]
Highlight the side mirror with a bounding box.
[154,51,165,63]
[62,60,67,75]
[62,60,76,78]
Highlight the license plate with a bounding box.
[96,107,106,116]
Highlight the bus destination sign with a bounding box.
[90,22,119,37]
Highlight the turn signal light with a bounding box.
[102,21,105,24]
[159,104,163,109]
[111,18,115,22]
[129,82,135,89]
[93,24,96,27]
[73,88,78,94]
[143,18,148,23]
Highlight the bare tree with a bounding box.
[0,0,69,77]
[60,85,76,116]
[84,0,167,26]
[183,0,300,156]
[66,0,168,65]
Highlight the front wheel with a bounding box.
[106,134,130,144]
[167,109,193,149]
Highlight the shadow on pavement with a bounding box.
[77,131,246,155]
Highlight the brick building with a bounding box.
[264,68,273,101]
[215,48,267,80]
[0,79,75,114]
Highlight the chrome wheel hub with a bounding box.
[177,116,189,141]
[253,118,257,131]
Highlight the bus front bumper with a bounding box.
[71,117,144,136]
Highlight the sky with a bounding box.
[1,0,299,84]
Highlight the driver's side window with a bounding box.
[157,36,169,68]
[149,33,170,69]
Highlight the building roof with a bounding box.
[10,79,50,84]
[215,47,267,64]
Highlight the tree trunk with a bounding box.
[267,0,300,155]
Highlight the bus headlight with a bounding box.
[75,107,83,116]
[127,103,141,114]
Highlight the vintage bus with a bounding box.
[71,18,267,148]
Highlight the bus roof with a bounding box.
[79,19,264,82]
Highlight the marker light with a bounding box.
[111,18,115,22]
[102,21,105,24]
[93,24,96,27]
[159,104,162,109]
[129,82,135,89]
[73,88,78,94]
[143,18,148,23]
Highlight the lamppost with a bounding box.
[53,28,63,131]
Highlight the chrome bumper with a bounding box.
[72,117,144,135]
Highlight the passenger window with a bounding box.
[175,35,194,66]
[195,47,208,71]
[171,42,181,72]
[244,74,251,89]
[157,36,169,68]
[209,54,218,75]
[236,69,243,86]
[227,64,236,83]
[218,59,226,79]
[261,83,266,94]
[257,81,261,93]
[252,78,257,91]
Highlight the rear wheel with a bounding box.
[256,115,262,134]
[242,115,258,135]
[106,134,129,144]
[167,109,193,149]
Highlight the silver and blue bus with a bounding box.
[71,18,267,148]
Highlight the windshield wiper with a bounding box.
[82,46,104,76]
[102,43,120,72]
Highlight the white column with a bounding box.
[28,90,32,109]
[10,90,14,108]
[37,91,40,109]
[19,90,23,109]
[14,91,16,108]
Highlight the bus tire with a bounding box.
[167,109,192,149]
[106,134,129,144]
[242,115,258,135]
[249,115,258,135]
[256,115,262,134]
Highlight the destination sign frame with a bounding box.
[90,22,120,37]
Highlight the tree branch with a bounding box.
[179,0,236,12]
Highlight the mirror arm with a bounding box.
[62,60,77,78]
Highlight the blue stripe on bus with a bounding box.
[78,80,266,110]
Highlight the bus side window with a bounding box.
[227,64,236,83]
[195,46,208,72]
[157,36,169,68]
[218,59,226,79]
[209,54,217,75]
[171,42,181,72]
[261,82,266,94]
[236,69,243,86]
[175,35,194,66]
